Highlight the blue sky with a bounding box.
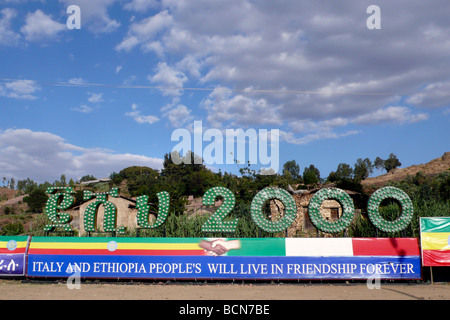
[0,0,449,183]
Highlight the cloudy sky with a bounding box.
[0,0,449,183]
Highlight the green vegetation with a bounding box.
[0,222,24,236]
[349,171,450,238]
[23,189,48,213]
[1,151,448,238]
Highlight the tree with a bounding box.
[60,174,67,186]
[303,164,320,185]
[384,153,401,172]
[327,163,353,182]
[282,160,300,181]
[80,175,96,183]
[17,178,38,194]
[335,163,353,180]
[353,158,374,182]
[9,177,15,190]
[327,171,338,182]
[109,172,122,185]
[23,189,48,213]
[119,166,159,197]
[327,163,363,192]
[374,156,384,172]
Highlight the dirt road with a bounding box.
[1,279,449,300]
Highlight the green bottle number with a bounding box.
[44,187,75,232]
[367,186,414,232]
[308,188,355,233]
[201,187,238,233]
[42,185,414,235]
[83,188,126,234]
[136,191,170,229]
[250,187,297,233]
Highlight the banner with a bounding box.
[0,236,29,276]
[27,237,421,280]
[420,217,450,266]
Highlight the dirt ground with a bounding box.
[0,279,449,300]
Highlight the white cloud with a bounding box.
[20,9,66,42]
[0,79,40,99]
[407,81,450,109]
[0,8,20,46]
[288,117,349,134]
[176,55,202,78]
[123,0,159,12]
[149,61,187,96]
[0,128,163,182]
[201,87,282,128]
[163,104,193,127]
[352,106,429,125]
[279,105,427,145]
[280,116,357,145]
[87,92,104,103]
[68,77,87,85]
[125,103,159,124]
[280,129,358,145]
[113,0,449,145]
[115,35,139,52]
[116,10,173,52]
[71,104,93,113]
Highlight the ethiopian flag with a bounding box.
[28,237,207,256]
[420,217,450,266]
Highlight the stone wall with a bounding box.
[270,191,358,237]
[67,196,143,235]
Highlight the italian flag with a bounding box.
[420,217,450,266]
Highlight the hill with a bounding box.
[362,152,450,189]
[0,188,20,203]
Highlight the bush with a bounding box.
[4,206,14,215]
[23,189,48,213]
[130,203,273,238]
[1,222,24,236]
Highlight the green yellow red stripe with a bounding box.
[30,241,202,250]
[420,217,450,266]
[28,237,206,256]
[0,236,29,254]
[28,249,206,255]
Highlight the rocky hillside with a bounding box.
[362,152,450,188]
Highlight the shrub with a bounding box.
[1,222,24,236]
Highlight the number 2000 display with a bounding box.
[43,185,413,235]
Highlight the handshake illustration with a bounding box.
[199,239,241,256]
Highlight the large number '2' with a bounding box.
[201,187,238,233]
